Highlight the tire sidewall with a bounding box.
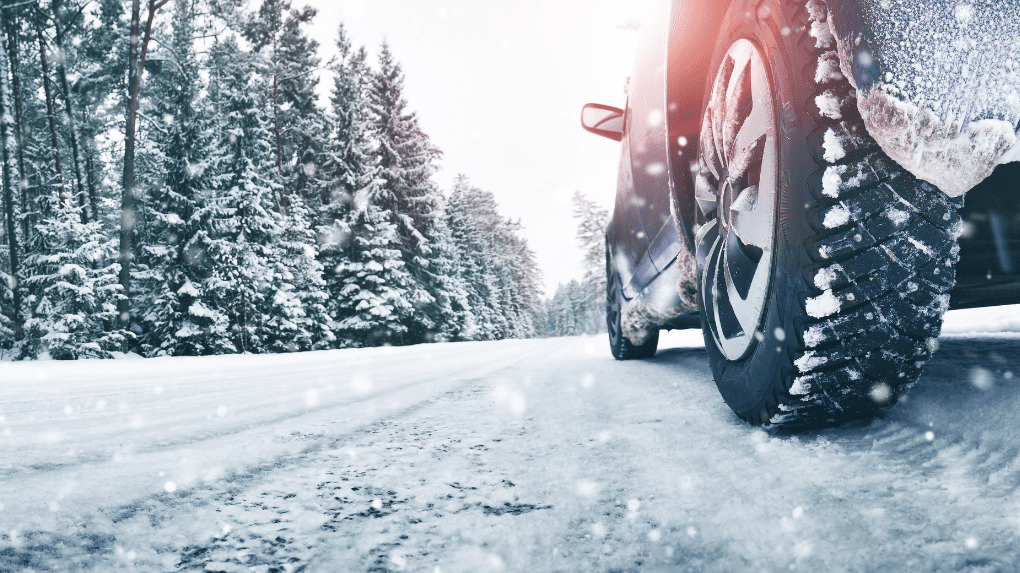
[699,1,818,421]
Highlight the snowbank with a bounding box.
[941,303,1020,335]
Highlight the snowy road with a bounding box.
[3,323,1020,571]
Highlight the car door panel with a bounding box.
[609,132,649,297]
[627,0,673,251]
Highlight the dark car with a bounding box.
[581,0,1020,428]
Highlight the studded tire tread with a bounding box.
[695,0,961,429]
[768,0,961,429]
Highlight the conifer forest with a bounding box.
[0,0,594,360]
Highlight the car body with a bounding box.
[592,0,1020,333]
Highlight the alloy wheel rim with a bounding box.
[694,39,779,361]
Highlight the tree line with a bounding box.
[0,0,544,359]
[538,191,608,338]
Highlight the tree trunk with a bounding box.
[4,9,29,241]
[272,73,286,215]
[120,0,168,328]
[83,107,97,217]
[50,0,90,223]
[36,27,66,207]
[120,0,141,329]
[0,4,22,338]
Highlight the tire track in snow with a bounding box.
[0,339,561,572]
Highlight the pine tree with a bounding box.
[446,176,507,340]
[272,193,333,351]
[331,190,414,347]
[136,0,238,356]
[243,0,325,209]
[20,202,130,359]
[422,202,471,342]
[0,254,14,350]
[369,43,452,344]
[445,175,543,341]
[571,190,609,333]
[502,227,543,337]
[317,29,378,346]
[316,28,365,318]
[76,0,128,227]
[213,41,280,354]
[0,2,23,341]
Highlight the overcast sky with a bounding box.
[300,0,650,295]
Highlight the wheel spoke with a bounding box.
[723,228,762,300]
[730,189,772,249]
[722,58,753,160]
[710,55,735,170]
[729,184,757,214]
[733,60,773,155]
[730,138,777,250]
[700,110,722,181]
[695,218,719,271]
[727,134,766,185]
[712,243,744,339]
[726,273,762,342]
[729,183,768,249]
[701,233,720,335]
[695,172,717,216]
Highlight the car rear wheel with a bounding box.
[606,255,659,360]
[693,0,962,428]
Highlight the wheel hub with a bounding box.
[718,177,733,230]
[694,39,779,361]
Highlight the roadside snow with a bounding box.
[942,303,1020,334]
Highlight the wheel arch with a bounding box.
[664,0,732,251]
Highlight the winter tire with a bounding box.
[691,0,962,428]
[606,253,659,360]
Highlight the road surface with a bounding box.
[2,323,1020,571]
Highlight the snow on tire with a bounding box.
[694,0,961,429]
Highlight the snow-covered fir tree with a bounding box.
[135,0,236,357]
[421,206,473,342]
[273,192,334,351]
[446,176,506,340]
[209,37,293,354]
[0,254,14,351]
[569,190,609,335]
[331,189,414,347]
[369,43,454,344]
[19,201,130,359]
[541,280,602,337]
[243,0,326,209]
[445,175,543,341]
[317,25,370,346]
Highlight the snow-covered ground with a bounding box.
[3,306,1020,571]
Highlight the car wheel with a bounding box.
[692,0,962,428]
[606,252,659,360]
